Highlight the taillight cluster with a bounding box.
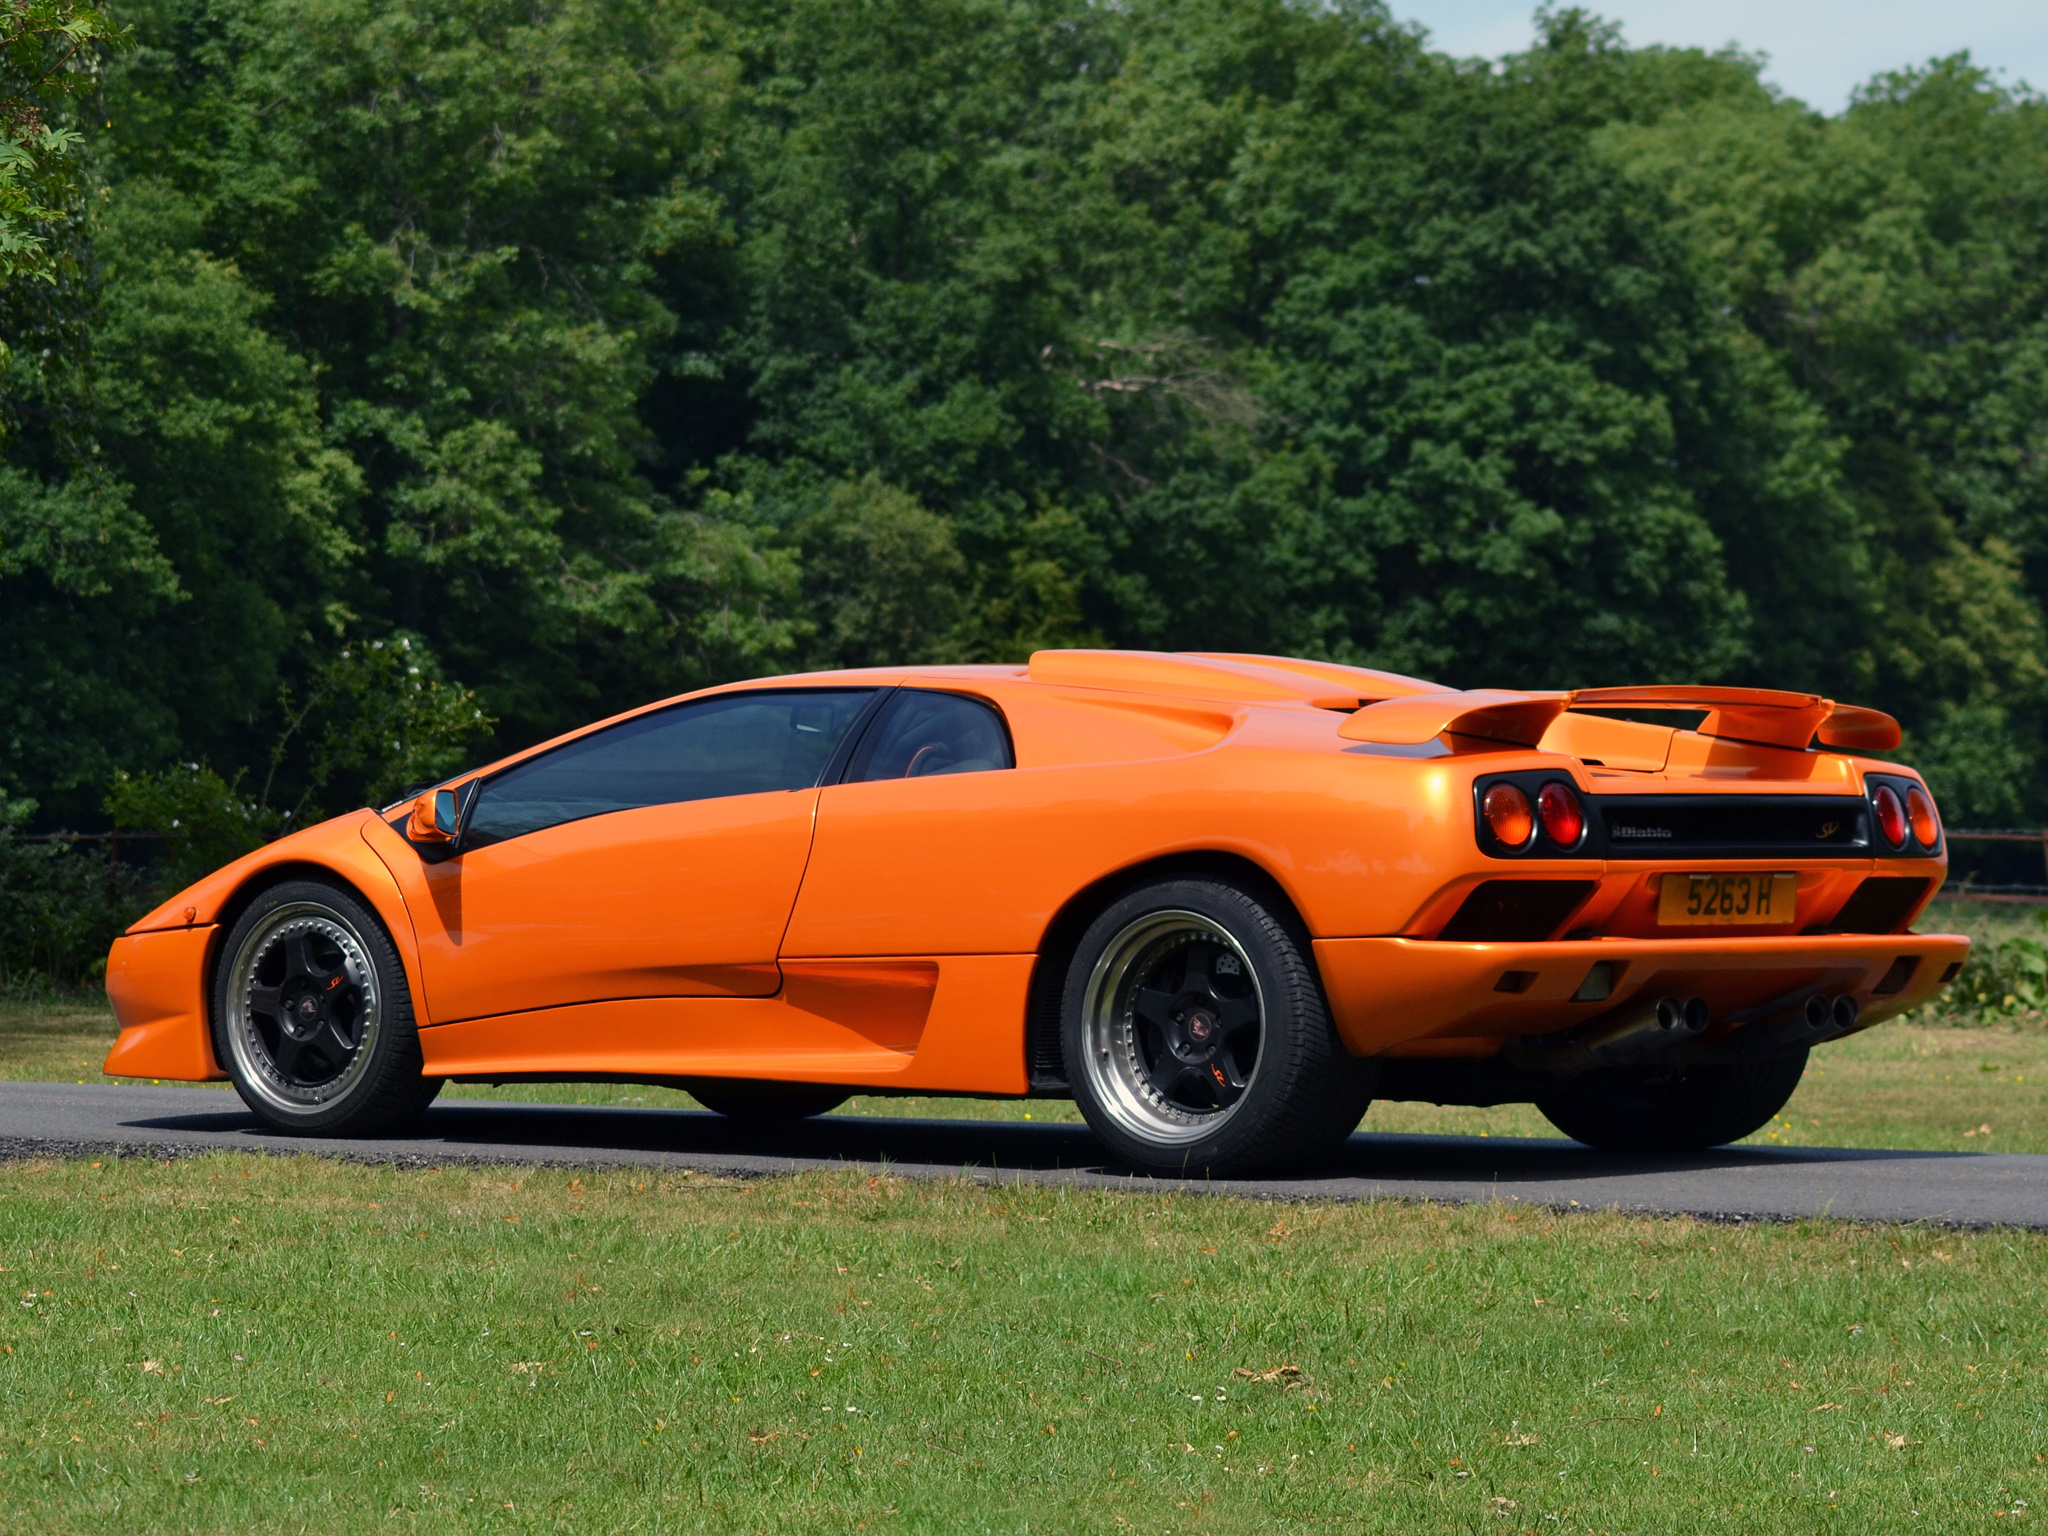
[1479,777,1587,855]
[1865,774,1941,854]
[1482,783,1533,846]
[1906,785,1939,846]
[1538,782,1585,846]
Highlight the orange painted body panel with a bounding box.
[787,688,1496,955]
[421,955,1033,1093]
[362,790,818,1023]
[103,925,227,1079]
[1316,933,1968,1057]
[102,649,1968,1095]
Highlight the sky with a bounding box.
[1387,1,2048,114]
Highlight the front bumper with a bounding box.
[1313,932,1970,1058]
[103,926,227,1080]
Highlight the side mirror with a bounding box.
[406,786,464,845]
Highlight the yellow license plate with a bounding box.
[1657,873,1797,926]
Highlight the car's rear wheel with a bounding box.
[1534,1050,1809,1153]
[690,1081,849,1120]
[212,879,442,1135]
[1061,877,1376,1177]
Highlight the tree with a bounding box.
[0,0,117,290]
[7,0,2048,850]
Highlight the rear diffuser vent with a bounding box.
[1821,876,1932,936]
[1437,881,1595,943]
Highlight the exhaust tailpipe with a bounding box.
[1507,995,1710,1075]
[1724,992,1863,1060]
[1587,995,1709,1064]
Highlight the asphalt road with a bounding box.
[4,1080,2045,1228]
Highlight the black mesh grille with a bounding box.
[1823,877,1932,935]
[1024,958,1068,1091]
[1437,881,1596,943]
[1595,795,1868,859]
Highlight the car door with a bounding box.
[782,687,1031,957]
[386,688,879,1023]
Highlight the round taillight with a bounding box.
[1905,783,1939,848]
[1872,784,1907,848]
[1483,783,1534,849]
[1537,782,1585,848]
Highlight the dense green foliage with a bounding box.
[0,0,118,288]
[4,0,2048,949]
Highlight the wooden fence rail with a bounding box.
[13,832,171,843]
[1932,828,2048,903]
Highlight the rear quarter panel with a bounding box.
[783,698,1480,955]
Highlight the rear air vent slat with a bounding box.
[1437,881,1596,943]
[1820,877,1932,936]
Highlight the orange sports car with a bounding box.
[102,650,1966,1175]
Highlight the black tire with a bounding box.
[1061,877,1377,1177]
[1534,1050,1809,1153]
[690,1081,849,1120]
[211,879,443,1135]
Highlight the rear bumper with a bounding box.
[103,926,226,1081]
[1313,932,1970,1058]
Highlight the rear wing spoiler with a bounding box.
[1339,684,1900,752]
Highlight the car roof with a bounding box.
[436,652,1438,793]
[711,650,1445,709]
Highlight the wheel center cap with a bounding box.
[1169,1007,1222,1063]
[293,995,321,1031]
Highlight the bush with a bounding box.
[1948,911,2048,1018]
[105,762,279,891]
[0,796,153,987]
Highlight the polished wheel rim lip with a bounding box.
[224,902,381,1115]
[1078,909,1265,1148]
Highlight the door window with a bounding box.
[466,689,877,847]
[844,690,1014,782]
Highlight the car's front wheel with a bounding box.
[1534,1051,1809,1153]
[1061,877,1376,1177]
[212,879,442,1135]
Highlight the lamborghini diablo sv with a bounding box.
[103,650,1965,1175]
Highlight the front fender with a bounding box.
[102,809,435,1079]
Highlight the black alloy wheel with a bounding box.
[213,879,442,1135]
[1062,877,1377,1177]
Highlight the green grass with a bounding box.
[16,977,2048,1155]
[4,902,2044,1531]
[0,996,177,1088]
[3,1156,2045,1534]
[25,1002,2048,1151]
[15,894,2047,1152]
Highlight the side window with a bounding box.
[465,689,877,847]
[845,690,1014,783]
